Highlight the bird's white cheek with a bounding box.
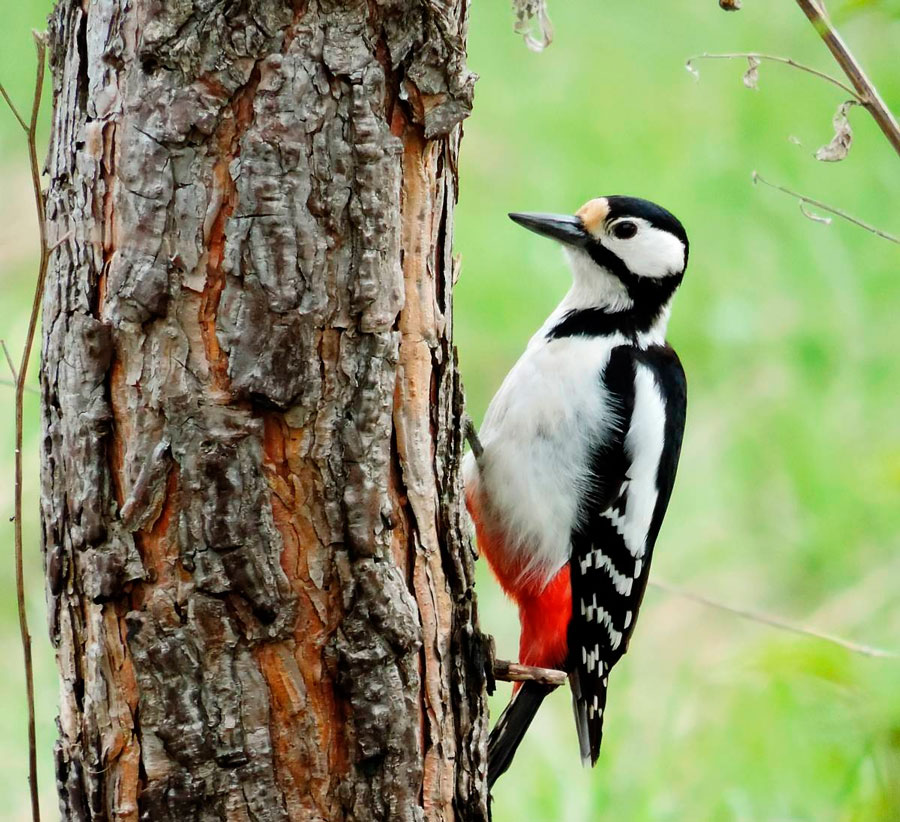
[609,227,684,279]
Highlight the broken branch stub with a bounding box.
[493,659,568,688]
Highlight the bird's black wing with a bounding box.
[568,344,687,765]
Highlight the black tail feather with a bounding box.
[487,681,552,789]
[570,668,607,766]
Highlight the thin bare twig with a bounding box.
[493,659,568,688]
[686,52,861,99]
[650,578,899,660]
[49,230,73,254]
[753,171,900,244]
[793,0,900,157]
[0,82,28,132]
[0,379,38,395]
[2,31,49,822]
[1,340,19,384]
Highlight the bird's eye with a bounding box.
[612,221,638,239]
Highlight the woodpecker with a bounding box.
[463,195,689,788]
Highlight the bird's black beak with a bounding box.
[508,212,589,248]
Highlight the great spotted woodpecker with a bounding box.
[463,196,689,787]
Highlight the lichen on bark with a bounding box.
[42,1,488,819]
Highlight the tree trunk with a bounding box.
[41,1,488,820]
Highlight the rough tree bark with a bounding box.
[41,1,489,819]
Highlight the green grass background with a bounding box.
[2,1,899,819]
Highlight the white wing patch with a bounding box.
[621,364,667,558]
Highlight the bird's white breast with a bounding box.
[463,333,624,588]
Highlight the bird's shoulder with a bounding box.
[601,341,686,410]
[632,343,687,396]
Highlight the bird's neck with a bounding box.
[535,248,681,345]
[540,280,676,348]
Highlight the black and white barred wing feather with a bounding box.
[569,345,686,765]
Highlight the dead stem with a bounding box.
[3,31,49,822]
[752,171,900,245]
[651,577,899,659]
[793,0,900,156]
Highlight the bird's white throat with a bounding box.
[563,247,633,313]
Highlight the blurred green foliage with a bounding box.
[1,1,899,820]
[457,2,900,820]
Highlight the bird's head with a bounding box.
[510,196,688,331]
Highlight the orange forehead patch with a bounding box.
[575,198,609,237]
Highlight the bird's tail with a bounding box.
[570,668,608,766]
[487,680,552,789]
